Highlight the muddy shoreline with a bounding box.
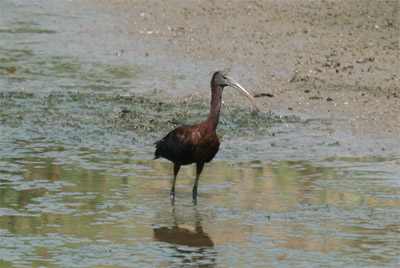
[70,0,400,142]
[1,0,399,158]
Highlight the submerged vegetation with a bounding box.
[112,93,302,136]
[1,90,302,145]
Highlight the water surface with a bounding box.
[1,145,399,267]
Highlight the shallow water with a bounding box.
[1,1,400,267]
[1,145,399,267]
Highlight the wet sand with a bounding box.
[77,0,399,141]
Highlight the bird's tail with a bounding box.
[153,139,162,160]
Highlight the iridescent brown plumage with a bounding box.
[154,71,260,200]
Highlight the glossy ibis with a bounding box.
[154,71,260,200]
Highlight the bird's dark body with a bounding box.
[154,71,259,200]
[154,123,220,165]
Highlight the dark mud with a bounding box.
[0,90,294,140]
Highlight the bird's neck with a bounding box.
[205,86,222,131]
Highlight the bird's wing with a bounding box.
[154,126,196,162]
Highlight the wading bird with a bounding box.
[154,71,260,200]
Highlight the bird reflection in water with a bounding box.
[153,206,216,267]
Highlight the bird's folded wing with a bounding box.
[154,126,195,162]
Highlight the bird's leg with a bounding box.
[171,163,181,199]
[192,162,204,200]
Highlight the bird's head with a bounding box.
[211,70,260,113]
[212,70,231,88]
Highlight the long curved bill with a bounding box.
[225,75,260,113]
